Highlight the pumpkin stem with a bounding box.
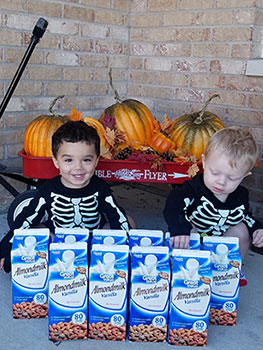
[49,95,65,116]
[109,68,121,103]
[195,94,220,124]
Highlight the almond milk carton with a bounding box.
[11,228,49,319]
[48,242,88,341]
[203,236,241,326]
[54,228,90,244]
[129,229,164,249]
[88,244,129,341]
[129,246,170,342]
[91,229,127,246]
[169,249,212,346]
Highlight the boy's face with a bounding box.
[202,151,251,202]
[52,141,99,189]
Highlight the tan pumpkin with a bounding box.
[99,69,157,148]
[83,117,111,155]
[168,94,224,160]
[149,131,176,154]
[24,96,69,157]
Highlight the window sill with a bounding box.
[246,59,263,76]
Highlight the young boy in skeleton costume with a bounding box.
[0,120,135,273]
[163,126,263,286]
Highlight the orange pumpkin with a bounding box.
[24,96,69,157]
[168,94,224,160]
[83,117,111,155]
[149,131,176,153]
[99,99,157,148]
[99,69,157,148]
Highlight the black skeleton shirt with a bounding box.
[163,174,262,237]
[0,175,129,270]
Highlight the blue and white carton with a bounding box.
[53,228,89,244]
[91,229,127,246]
[88,244,129,341]
[11,228,49,319]
[129,229,164,249]
[203,236,241,326]
[129,246,170,342]
[48,242,88,341]
[165,232,201,255]
[169,249,212,346]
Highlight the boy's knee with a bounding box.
[225,222,250,242]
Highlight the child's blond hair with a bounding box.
[204,126,258,172]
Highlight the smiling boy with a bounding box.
[0,121,133,273]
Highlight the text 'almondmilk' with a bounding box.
[11,228,49,319]
[48,242,88,341]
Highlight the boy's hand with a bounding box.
[0,258,6,274]
[170,235,190,249]
[252,229,263,248]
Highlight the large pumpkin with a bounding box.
[99,99,157,148]
[24,96,69,157]
[83,117,110,155]
[99,69,157,148]
[168,94,224,160]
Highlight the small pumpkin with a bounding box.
[24,96,69,157]
[168,94,224,160]
[83,117,111,156]
[99,69,157,148]
[149,131,176,153]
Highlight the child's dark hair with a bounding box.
[52,120,100,158]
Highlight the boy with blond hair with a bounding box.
[164,126,263,286]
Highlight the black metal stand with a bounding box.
[0,18,48,196]
[0,18,48,118]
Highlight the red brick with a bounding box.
[248,95,263,109]
[175,59,207,73]
[174,88,205,103]
[228,76,263,92]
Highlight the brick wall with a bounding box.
[0,0,262,217]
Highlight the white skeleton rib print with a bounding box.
[184,196,255,236]
[50,192,101,228]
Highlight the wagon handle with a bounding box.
[0,17,48,119]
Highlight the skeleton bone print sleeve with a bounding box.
[163,174,263,238]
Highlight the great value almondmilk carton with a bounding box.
[11,228,49,319]
[203,236,241,326]
[88,244,129,341]
[129,246,170,342]
[91,229,127,246]
[48,242,88,341]
[169,249,212,346]
[53,228,90,244]
[129,229,164,249]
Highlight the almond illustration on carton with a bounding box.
[200,276,211,284]
[229,260,240,268]
[75,267,87,274]
[116,270,126,278]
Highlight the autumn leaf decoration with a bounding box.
[103,114,126,149]
[68,109,82,121]
[160,114,173,135]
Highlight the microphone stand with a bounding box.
[0,18,48,176]
[0,17,48,119]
